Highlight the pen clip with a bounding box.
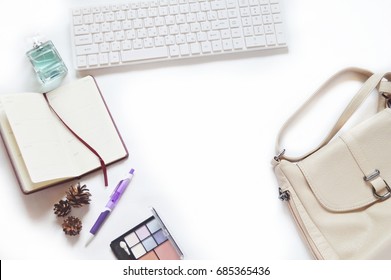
[111,190,121,203]
[112,179,124,195]
[106,179,129,209]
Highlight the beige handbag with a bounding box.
[272,68,391,259]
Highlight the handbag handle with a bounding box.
[275,67,391,162]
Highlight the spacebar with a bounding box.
[121,47,169,62]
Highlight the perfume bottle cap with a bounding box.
[26,34,47,49]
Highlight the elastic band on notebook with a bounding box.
[43,93,108,187]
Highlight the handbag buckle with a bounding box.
[364,169,391,201]
[278,187,290,201]
[372,183,391,201]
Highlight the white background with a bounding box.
[1,0,391,260]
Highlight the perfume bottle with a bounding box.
[26,36,68,89]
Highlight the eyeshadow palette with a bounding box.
[110,208,183,260]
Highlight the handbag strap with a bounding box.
[274,67,391,163]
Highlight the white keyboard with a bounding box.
[71,0,287,70]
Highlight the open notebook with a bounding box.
[0,76,128,194]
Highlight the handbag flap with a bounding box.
[297,109,391,212]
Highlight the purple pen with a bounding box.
[85,169,135,246]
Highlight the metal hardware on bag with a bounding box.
[363,169,380,181]
[381,93,391,108]
[278,187,290,201]
[274,149,286,162]
[363,169,391,201]
[372,183,391,201]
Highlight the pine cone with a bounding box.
[53,199,71,217]
[66,183,91,208]
[62,216,82,236]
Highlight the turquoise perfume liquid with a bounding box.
[26,40,68,86]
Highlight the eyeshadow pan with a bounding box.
[131,243,146,259]
[135,225,150,240]
[142,236,158,251]
[124,232,139,248]
[146,218,161,233]
[139,250,159,260]
[154,240,181,260]
[153,229,168,245]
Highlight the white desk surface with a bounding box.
[1,0,391,260]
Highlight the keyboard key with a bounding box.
[245,36,265,47]
[197,32,207,42]
[155,37,165,46]
[262,14,273,24]
[208,31,220,40]
[243,27,253,36]
[88,54,98,66]
[133,39,143,49]
[245,37,255,47]
[261,5,271,14]
[201,41,212,53]
[111,41,121,51]
[211,1,226,10]
[238,0,248,7]
[121,47,169,62]
[99,43,110,52]
[221,29,231,39]
[76,56,87,67]
[110,52,120,63]
[99,53,109,64]
[254,25,264,35]
[264,24,274,34]
[212,20,229,30]
[169,45,180,56]
[233,38,244,49]
[190,43,201,54]
[144,38,154,47]
[231,28,242,38]
[73,9,81,16]
[122,40,132,50]
[274,23,286,44]
[226,0,237,8]
[266,34,276,45]
[180,44,190,55]
[222,39,233,50]
[271,4,280,13]
[212,40,222,52]
[74,25,90,35]
[273,13,282,23]
[76,44,99,55]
